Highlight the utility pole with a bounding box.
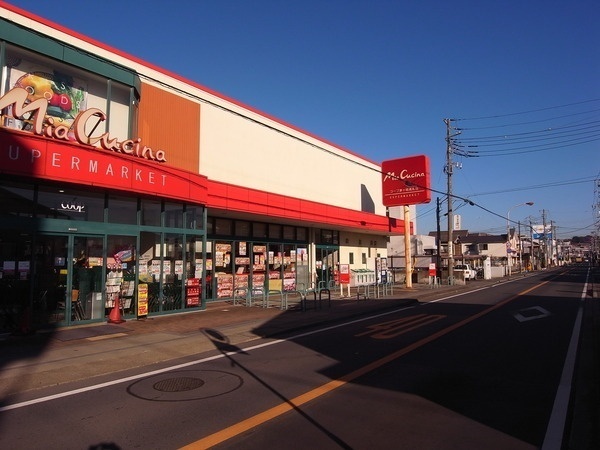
[529,218,535,270]
[444,118,458,284]
[550,221,555,266]
[436,197,442,279]
[542,209,547,268]
[518,220,522,273]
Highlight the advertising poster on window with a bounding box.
[137,283,148,318]
[6,59,88,135]
[194,259,203,279]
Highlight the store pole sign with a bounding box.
[381,155,431,206]
[0,87,167,162]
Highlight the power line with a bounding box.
[465,176,597,197]
[455,99,600,122]
[455,120,600,144]
[461,135,600,157]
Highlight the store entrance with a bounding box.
[315,245,339,289]
[38,235,104,325]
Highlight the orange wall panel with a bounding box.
[137,82,200,173]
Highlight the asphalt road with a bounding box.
[0,267,591,449]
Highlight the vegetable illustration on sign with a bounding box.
[15,70,85,133]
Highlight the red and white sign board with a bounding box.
[381,155,431,206]
[339,264,350,284]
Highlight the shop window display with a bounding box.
[251,244,267,296]
[203,237,310,302]
[161,233,184,311]
[214,241,233,298]
[184,237,203,307]
[268,243,283,292]
[105,235,136,316]
[234,241,250,297]
[283,244,298,291]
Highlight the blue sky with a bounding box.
[8,0,599,239]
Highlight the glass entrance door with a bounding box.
[32,235,68,327]
[33,234,103,326]
[316,246,339,289]
[72,236,105,322]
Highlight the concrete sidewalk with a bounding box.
[0,280,485,397]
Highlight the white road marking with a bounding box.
[541,268,589,450]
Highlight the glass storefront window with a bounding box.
[235,221,250,237]
[108,195,137,225]
[165,202,184,228]
[107,81,132,140]
[234,241,250,297]
[184,236,202,308]
[186,206,204,230]
[141,198,161,227]
[297,227,307,241]
[268,243,283,292]
[268,224,281,239]
[214,241,233,298]
[0,179,35,218]
[215,218,232,236]
[139,231,160,312]
[283,226,295,241]
[283,244,297,291]
[72,236,104,322]
[203,240,214,299]
[163,233,184,311]
[106,235,137,317]
[251,243,267,295]
[37,185,105,221]
[253,223,267,239]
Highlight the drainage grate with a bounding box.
[153,377,205,392]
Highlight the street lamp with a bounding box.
[507,202,534,277]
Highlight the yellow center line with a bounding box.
[181,279,550,449]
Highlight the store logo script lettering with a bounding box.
[0,87,166,162]
[382,169,425,183]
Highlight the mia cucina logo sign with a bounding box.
[381,155,431,206]
[0,87,167,162]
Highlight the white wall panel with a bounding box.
[200,106,385,214]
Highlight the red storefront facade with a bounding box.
[0,3,403,332]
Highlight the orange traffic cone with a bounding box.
[107,298,125,324]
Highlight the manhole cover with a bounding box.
[153,377,205,392]
[128,370,244,402]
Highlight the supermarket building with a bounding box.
[0,3,405,331]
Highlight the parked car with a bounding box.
[454,264,476,280]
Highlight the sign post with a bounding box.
[339,264,350,297]
[404,205,412,287]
